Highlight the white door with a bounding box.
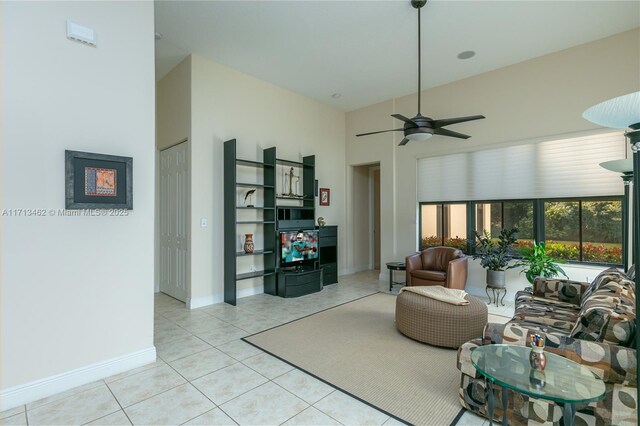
[159,142,189,302]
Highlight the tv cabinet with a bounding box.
[318,225,338,284]
[277,268,323,298]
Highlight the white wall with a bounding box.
[2,1,155,407]
[188,55,346,306]
[346,29,640,297]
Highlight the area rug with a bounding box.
[244,292,487,425]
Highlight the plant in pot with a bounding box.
[514,241,568,284]
[471,227,519,287]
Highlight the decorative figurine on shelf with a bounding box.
[244,188,256,207]
[243,234,254,254]
[285,167,299,197]
[317,216,326,227]
[529,334,547,371]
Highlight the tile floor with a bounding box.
[2,271,513,426]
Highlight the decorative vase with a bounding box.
[243,234,254,254]
[486,269,506,287]
[529,346,547,371]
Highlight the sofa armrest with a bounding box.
[483,322,637,386]
[447,256,468,290]
[532,277,589,306]
[405,253,422,286]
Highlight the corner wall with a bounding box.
[346,29,640,298]
[188,55,346,306]
[2,1,155,407]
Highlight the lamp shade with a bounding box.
[583,92,640,129]
[600,159,634,174]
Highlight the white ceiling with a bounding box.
[155,1,640,112]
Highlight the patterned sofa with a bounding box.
[457,268,637,425]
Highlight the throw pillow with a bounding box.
[580,267,626,307]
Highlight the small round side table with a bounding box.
[386,262,406,291]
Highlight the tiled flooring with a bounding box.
[2,271,513,426]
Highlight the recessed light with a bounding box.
[457,50,475,60]
[331,93,341,99]
[155,32,163,40]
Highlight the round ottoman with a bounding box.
[395,290,488,348]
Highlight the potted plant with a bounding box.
[471,227,519,287]
[515,241,568,284]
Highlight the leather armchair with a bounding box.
[405,246,468,290]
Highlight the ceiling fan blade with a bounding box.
[356,128,404,137]
[432,115,485,128]
[434,128,471,139]
[391,114,418,125]
[399,138,410,146]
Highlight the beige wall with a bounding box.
[189,55,346,304]
[352,165,372,271]
[2,0,155,397]
[156,57,191,151]
[346,29,640,297]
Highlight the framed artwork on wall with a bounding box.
[65,150,133,209]
[319,187,330,206]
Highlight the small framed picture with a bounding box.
[319,188,330,206]
[65,150,133,209]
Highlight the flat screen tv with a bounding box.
[280,230,319,267]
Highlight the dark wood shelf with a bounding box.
[276,158,304,167]
[277,196,313,201]
[236,159,264,168]
[236,182,275,189]
[237,220,276,225]
[236,249,274,257]
[236,270,276,281]
[236,206,275,210]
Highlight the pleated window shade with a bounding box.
[417,131,626,203]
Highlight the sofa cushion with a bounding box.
[411,269,446,282]
[571,275,636,347]
[581,267,627,306]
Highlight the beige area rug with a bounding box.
[245,293,483,426]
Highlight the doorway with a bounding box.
[352,163,381,272]
[159,141,189,302]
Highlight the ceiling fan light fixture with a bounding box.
[407,133,433,141]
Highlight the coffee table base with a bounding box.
[486,379,577,426]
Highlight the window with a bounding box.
[544,199,622,264]
[476,201,534,249]
[420,203,467,251]
[419,198,623,265]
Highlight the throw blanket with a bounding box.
[400,286,470,305]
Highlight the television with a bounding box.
[280,229,319,268]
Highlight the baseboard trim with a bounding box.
[187,294,223,309]
[341,266,369,276]
[0,347,156,411]
[187,284,263,309]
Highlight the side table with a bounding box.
[386,262,406,291]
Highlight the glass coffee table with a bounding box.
[471,344,605,426]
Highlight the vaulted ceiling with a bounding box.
[155,1,640,111]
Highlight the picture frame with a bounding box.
[319,187,330,206]
[65,150,133,209]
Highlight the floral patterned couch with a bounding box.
[457,269,637,425]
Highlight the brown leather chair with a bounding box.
[405,246,468,290]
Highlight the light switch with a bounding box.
[200,218,208,228]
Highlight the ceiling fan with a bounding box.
[356,0,485,146]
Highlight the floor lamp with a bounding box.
[599,159,633,270]
[583,91,640,410]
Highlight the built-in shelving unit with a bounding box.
[224,139,321,304]
[224,139,276,305]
